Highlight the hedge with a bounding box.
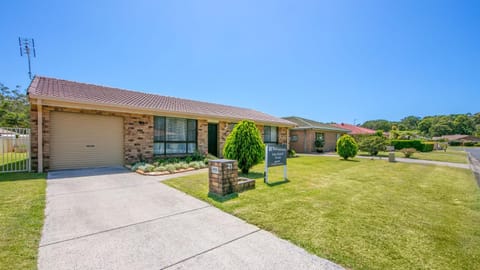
[449,141,462,146]
[422,142,434,152]
[390,140,434,152]
[464,141,476,147]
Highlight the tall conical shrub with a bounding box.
[223,120,265,174]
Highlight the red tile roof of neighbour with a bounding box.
[330,123,376,135]
[28,76,294,126]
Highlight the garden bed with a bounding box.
[130,158,208,176]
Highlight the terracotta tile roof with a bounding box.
[330,123,376,135]
[28,76,294,126]
[283,116,350,132]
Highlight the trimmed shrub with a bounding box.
[390,140,423,151]
[358,135,387,156]
[390,140,434,152]
[288,149,296,158]
[422,142,434,152]
[464,141,476,147]
[336,134,358,160]
[449,141,462,146]
[223,120,265,174]
[400,148,416,158]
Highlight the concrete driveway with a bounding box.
[39,167,342,270]
[465,147,480,160]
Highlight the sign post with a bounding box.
[264,144,287,184]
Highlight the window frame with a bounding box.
[264,126,278,144]
[153,116,197,155]
[315,132,325,141]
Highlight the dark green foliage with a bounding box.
[391,140,423,151]
[463,141,476,147]
[336,134,358,160]
[361,119,392,132]
[358,135,387,156]
[0,83,29,127]
[449,141,462,146]
[400,116,421,130]
[362,113,480,137]
[288,149,296,158]
[422,142,434,152]
[223,120,265,174]
[314,138,324,148]
[390,140,434,152]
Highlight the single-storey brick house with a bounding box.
[28,76,295,172]
[283,116,350,153]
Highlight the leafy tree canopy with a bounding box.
[361,113,480,137]
[0,83,29,128]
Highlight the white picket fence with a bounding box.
[0,127,31,173]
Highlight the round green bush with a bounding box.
[223,120,265,174]
[336,134,359,160]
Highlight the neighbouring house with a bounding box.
[28,76,295,172]
[283,116,350,153]
[433,134,480,142]
[330,123,377,135]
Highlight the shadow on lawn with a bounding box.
[0,172,45,182]
[265,179,290,187]
[239,171,264,179]
[207,192,238,202]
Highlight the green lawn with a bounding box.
[164,156,480,270]
[0,173,46,270]
[358,148,468,164]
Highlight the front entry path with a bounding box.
[39,167,342,270]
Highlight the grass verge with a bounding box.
[0,173,46,270]
[164,156,480,270]
[358,148,468,164]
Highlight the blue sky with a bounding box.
[1,0,479,124]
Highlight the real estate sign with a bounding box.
[264,144,287,184]
[266,144,287,167]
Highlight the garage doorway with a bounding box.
[49,112,124,170]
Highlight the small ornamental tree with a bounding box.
[336,134,358,160]
[223,120,265,174]
[359,134,387,156]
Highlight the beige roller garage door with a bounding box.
[50,112,124,170]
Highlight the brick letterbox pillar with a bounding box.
[208,159,238,196]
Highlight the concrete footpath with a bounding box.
[38,167,343,270]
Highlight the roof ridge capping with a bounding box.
[28,76,295,127]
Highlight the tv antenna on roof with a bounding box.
[18,37,36,80]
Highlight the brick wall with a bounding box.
[197,119,208,155]
[289,129,340,153]
[30,105,154,172]
[278,126,289,145]
[218,121,233,158]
